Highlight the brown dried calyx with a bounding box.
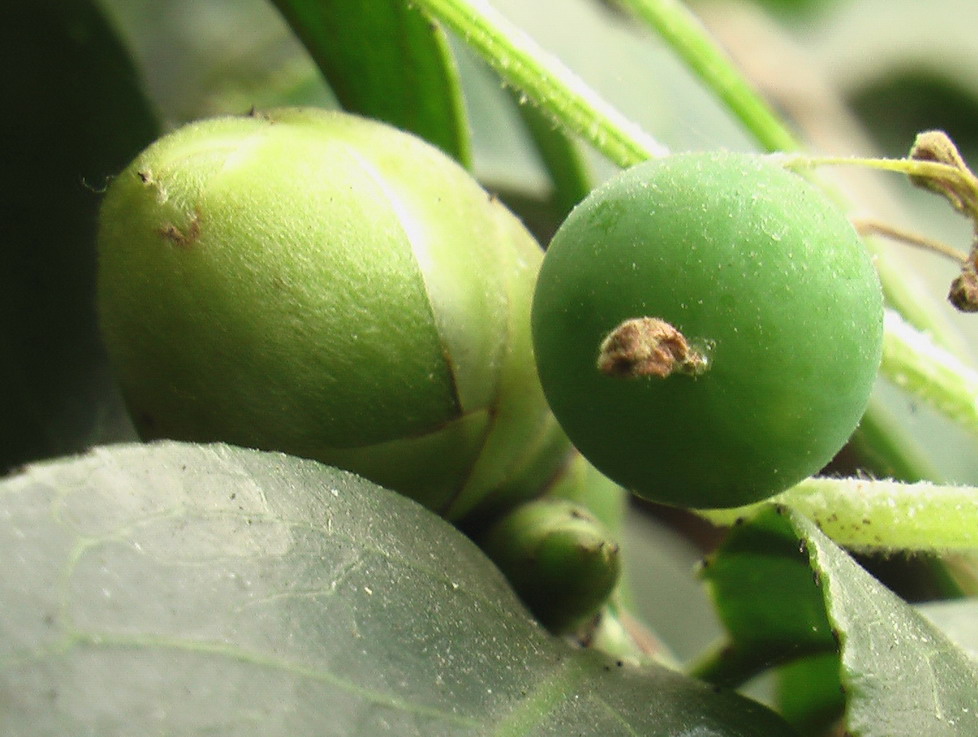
[597,317,708,379]
[909,131,978,217]
[949,270,978,313]
[909,131,978,312]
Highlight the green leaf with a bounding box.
[700,507,978,735]
[270,0,471,165]
[0,0,158,470]
[1,441,796,736]
[695,510,837,686]
[792,512,978,737]
[776,653,845,736]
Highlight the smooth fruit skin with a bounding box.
[531,152,884,509]
[97,108,568,524]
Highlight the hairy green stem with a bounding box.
[411,0,668,165]
[880,310,978,434]
[698,471,978,553]
[616,0,800,153]
[780,154,978,195]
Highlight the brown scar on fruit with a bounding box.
[136,168,172,204]
[597,317,708,378]
[158,212,201,247]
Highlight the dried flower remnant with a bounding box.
[597,317,708,379]
[908,131,978,312]
[908,130,978,217]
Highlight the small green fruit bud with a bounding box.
[480,498,622,633]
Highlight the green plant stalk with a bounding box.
[785,156,958,178]
[512,92,594,218]
[410,0,668,165]
[880,310,978,435]
[698,473,978,553]
[585,600,668,667]
[616,0,800,154]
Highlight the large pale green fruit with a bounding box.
[97,107,569,525]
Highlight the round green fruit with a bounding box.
[97,107,568,524]
[531,152,884,509]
